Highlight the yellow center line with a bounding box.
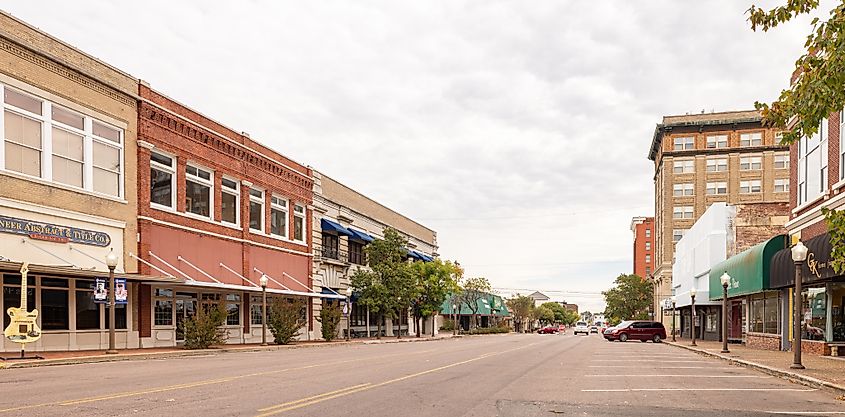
[254,342,539,417]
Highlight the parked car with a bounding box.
[573,321,590,335]
[537,325,557,334]
[590,325,598,334]
[557,324,566,333]
[603,320,666,342]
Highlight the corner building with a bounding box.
[648,111,789,327]
[135,83,342,347]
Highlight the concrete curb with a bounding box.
[0,335,463,370]
[665,341,845,395]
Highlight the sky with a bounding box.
[2,1,823,312]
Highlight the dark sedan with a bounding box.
[537,325,558,334]
[603,320,666,342]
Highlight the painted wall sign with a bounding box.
[0,215,111,247]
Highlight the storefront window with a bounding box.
[749,292,779,335]
[829,283,845,342]
[115,304,127,329]
[251,295,263,325]
[802,286,827,341]
[155,300,173,326]
[75,285,100,330]
[2,274,35,330]
[226,293,240,326]
[764,294,779,334]
[751,296,764,333]
[41,288,69,330]
[705,310,718,332]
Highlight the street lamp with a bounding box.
[345,287,353,341]
[671,296,677,342]
[396,296,402,339]
[259,274,269,346]
[791,241,809,370]
[105,249,119,354]
[452,304,458,336]
[690,286,697,347]
[720,272,731,354]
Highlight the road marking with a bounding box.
[254,342,540,417]
[588,366,733,369]
[585,374,769,378]
[582,388,818,392]
[592,360,703,363]
[257,384,372,412]
[767,412,845,415]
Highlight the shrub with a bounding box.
[440,318,456,331]
[183,304,228,349]
[320,303,342,341]
[269,298,305,345]
[466,325,510,335]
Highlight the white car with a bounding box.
[573,321,590,335]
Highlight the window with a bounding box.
[739,156,762,170]
[739,180,762,193]
[40,277,69,330]
[154,288,173,326]
[706,135,728,149]
[322,233,339,259]
[801,286,826,341]
[645,242,651,251]
[672,229,686,243]
[673,159,694,174]
[645,254,651,263]
[150,151,175,208]
[271,195,288,237]
[349,240,365,265]
[221,177,239,225]
[185,164,213,218]
[293,204,305,242]
[2,274,35,331]
[673,137,694,151]
[673,183,694,197]
[706,182,727,195]
[645,229,651,238]
[645,267,651,275]
[249,188,265,232]
[798,119,828,205]
[774,179,789,193]
[673,206,693,219]
[75,279,100,330]
[250,295,265,325]
[225,293,240,326]
[705,311,718,332]
[2,85,124,197]
[774,153,789,169]
[706,158,727,172]
[740,132,762,147]
[750,292,780,334]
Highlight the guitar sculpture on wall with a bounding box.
[4,263,41,344]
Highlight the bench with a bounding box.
[830,343,845,357]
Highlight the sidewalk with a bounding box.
[0,333,461,370]
[666,338,845,394]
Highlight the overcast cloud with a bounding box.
[3,1,821,311]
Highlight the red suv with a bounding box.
[603,320,666,343]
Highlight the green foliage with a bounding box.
[440,318,456,331]
[457,276,492,329]
[183,304,228,350]
[411,260,461,320]
[539,302,568,323]
[535,305,555,324]
[823,208,845,274]
[562,309,579,326]
[268,298,304,345]
[351,228,413,322]
[506,294,535,332]
[467,325,510,335]
[602,274,653,324]
[319,303,342,342]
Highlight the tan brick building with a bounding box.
[647,111,789,325]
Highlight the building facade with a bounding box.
[0,12,144,352]
[631,216,654,278]
[311,171,438,340]
[648,111,789,327]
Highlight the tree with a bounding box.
[535,305,555,325]
[562,309,579,326]
[268,298,305,345]
[410,259,461,337]
[457,276,492,330]
[506,294,535,333]
[602,274,653,324]
[319,303,342,342]
[748,1,845,271]
[540,302,568,323]
[580,311,593,323]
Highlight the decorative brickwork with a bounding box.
[747,332,780,351]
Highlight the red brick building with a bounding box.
[630,216,654,278]
[134,82,342,347]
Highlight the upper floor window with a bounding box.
[645,254,651,263]
[673,183,694,197]
[739,156,762,170]
[740,132,762,147]
[673,206,693,219]
[673,229,687,243]
[150,151,176,208]
[2,85,124,197]
[270,195,288,238]
[706,158,727,172]
[774,153,789,169]
[706,135,728,149]
[645,242,651,251]
[322,233,339,260]
[221,177,239,225]
[673,137,694,151]
[645,229,651,238]
[293,204,306,242]
[349,240,365,265]
[249,188,265,232]
[798,119,828,205]
[739,180,762,194]
[673,159,694,174]
[185,163,213,219]
[706,182,727,195]
[774,178,789,193]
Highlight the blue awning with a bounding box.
[419,253,434,262]
[348,228,374,243]
[321,219,353,236]
[321,287,344,299]
[409,250,428,261]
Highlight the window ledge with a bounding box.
[793,192,827,214]
[0,169,127,204]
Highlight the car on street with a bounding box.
[590,325,598,333]
[537,325,557,334]
[573,321,590,335]
[557,324,566,333]
[603,320,666,342]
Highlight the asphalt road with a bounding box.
[1,333,844,416]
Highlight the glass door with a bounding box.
[175,292,197,343]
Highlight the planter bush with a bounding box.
[320,303,342,341]
[183,304,228,349]
[269,298,305,345]
[466,325,510,335]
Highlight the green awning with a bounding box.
[440,293,510,316]
[708,235,787,301]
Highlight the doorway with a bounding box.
[175,292,198,343]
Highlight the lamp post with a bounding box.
[720,272,731,354]
[452,304,458,336]
[345,287,353,341]
[690,287,697,347]
[105,249,119,354]
[259,274,268,346]
[671,296,677,342]
[791,241,808,370]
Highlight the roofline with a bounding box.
[647,112,763,161]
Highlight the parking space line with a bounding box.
[585,374,769,378]
[766,412,845,415]
[588,366,733,369]
[582,388,817,392]
[592,360,702,363]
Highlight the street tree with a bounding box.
[535,305,555,325]
[506,294,534,333]
[580,311,593,323]
[602,274,653,323]
[540,302,568,324]
[747,1,845,271]
[562,309,579,326]
[458,276,492,330]
[410,259,461,337]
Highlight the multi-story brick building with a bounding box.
[630,216,654,279]
[648,111,789,327]
[311,170,437,339]
[0,11,145,352]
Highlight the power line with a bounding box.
[492,287,605,296]
[417,205,651,221]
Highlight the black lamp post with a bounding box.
[720,272,730,354]
[105,249,119,354]
[671,296,677,342]
[690,287,697,347]
[260,274,268,346]
[791,241,808,370]
[345,287,353,342]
